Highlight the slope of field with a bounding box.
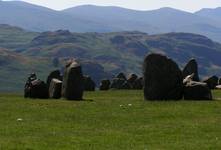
[0,90,221,149]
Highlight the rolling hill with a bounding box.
[0,47,111,92]
[1,25,221,92]
[21,30,221,76]
[0,24,38,49]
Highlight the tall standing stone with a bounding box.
[62,60,84,100]
[29,79,49,99]
[143,53,183,100]
[182,59,199,81]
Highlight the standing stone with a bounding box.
[218,78,221,85]
[49,78,62,99]
[127,74,138,84]
[29,79,49,99]
[184,81,212,100]
[62,60,84,100]
[127,74,138,89]
[116,72,127,80]
[46,70,62,87]
[203,76,219,89]
[99,79,111,91]
[133,77,143,90]
[110,78,127,89]
[83,76,96,91]
[182,59,199,81]
[143,53,183,100]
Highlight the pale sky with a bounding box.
[4,0,221,12]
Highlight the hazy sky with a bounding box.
[5,0,221,12]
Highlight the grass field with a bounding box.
[1,90,221,150]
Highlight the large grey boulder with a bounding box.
[46,70,62,86]
[25,79,49,99]
[49,78,62,99]
[143,53,183,100]
[203,76,218,89]
[62,60,84,100]
[184,81,212,100]
[183,59,199,81]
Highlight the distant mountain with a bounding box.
[1,1,221,42]
[63,5,215,32]
[0,1,115,32]
[195,7,221,21]
[63,5,221,42]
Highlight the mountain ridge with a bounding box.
[1,1,221,42]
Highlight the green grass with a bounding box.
[1,90,221,149]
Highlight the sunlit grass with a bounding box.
[0,90,221,149]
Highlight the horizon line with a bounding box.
[2,0,221,13]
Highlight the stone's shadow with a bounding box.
[83,99,94,102]
[144,99,215,102]
[213,98,221,101]
[62,98,94,102]
[26,98,94,102]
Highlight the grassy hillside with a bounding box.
[0,48,59,91]
[0,49,110,92]
[1,25,221,92]
[0,24,38,49]
[22,31,221,76]
[1,90,221,149]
